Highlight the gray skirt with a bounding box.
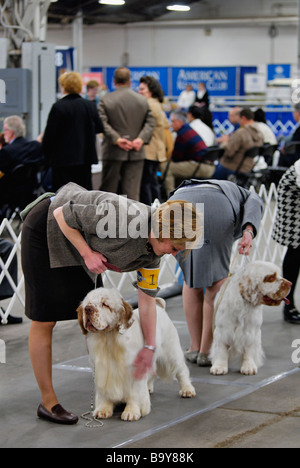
[171,186,236,288]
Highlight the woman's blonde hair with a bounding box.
[152,200,203,250]
[59,72,83,95]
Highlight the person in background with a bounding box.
[217,106,241,145]
[177,84,196,111]
[42,72,104,192]
[164,110,214,195]
[279,103,300,167]
[272,159,300,324]
[138,76,167,205]
[195,82,210,108]
[85,80,100,108]
[253,108,277,145]
[188,105,217,147]
[0,238,22,325]
[98,67,155,201]
[213,107,264,180]
[0,116,44,216]
[0,116,43,178]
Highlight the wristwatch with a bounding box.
[144,345,156,352]
[244,228,254,239]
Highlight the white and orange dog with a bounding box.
[77,288,195,422]
[210,261,291,376]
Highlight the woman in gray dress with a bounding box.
[169,179,264,366]
[21,182,202,425]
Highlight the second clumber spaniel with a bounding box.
[77,288,195,422]
[210,261,291,376]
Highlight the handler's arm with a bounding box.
[53,206,108,274]
[133,289,157,380]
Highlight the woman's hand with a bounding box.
[133,347,155,380]
[238,229,253,256]
[82,250,108,274]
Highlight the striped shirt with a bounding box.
[172,123,207,163]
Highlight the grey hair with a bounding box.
[170,109,188,124]
[4,115,26,137]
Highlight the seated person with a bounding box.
[217,106,241,145]
[0,116,44,213]
[0,238,22,325]
[213,107,264,180]
[188,105,217,147]
[254,108,277,145]
[164,110,214,195]
[279,103,300,167]
[0,116,43,176]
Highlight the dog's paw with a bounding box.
[210,364,228,375]
[240,363,258,375]
[121,405,141,422]
[148,383,154,394]
[179,384,196,398]
[93,407,113,419]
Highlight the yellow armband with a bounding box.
[137,268,159,291]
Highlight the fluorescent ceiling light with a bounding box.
[99,0,125,5]
[166,4,191,11]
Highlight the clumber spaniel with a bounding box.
[77,288,195,422]
[210,261,291,376]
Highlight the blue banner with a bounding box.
[172,67,238,96]
[267,64,291,81]
[55,47,75,72]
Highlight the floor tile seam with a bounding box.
[220,406,300,417]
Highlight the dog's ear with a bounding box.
[118,299,134,334]
[77,304,88,335]
[239,276,260,305]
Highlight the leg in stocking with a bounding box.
[29,321,58,412]
[182,282,204,352]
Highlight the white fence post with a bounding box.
[0,219,24,324]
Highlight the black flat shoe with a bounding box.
[284,306,300,325]
[37,404,79,425]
